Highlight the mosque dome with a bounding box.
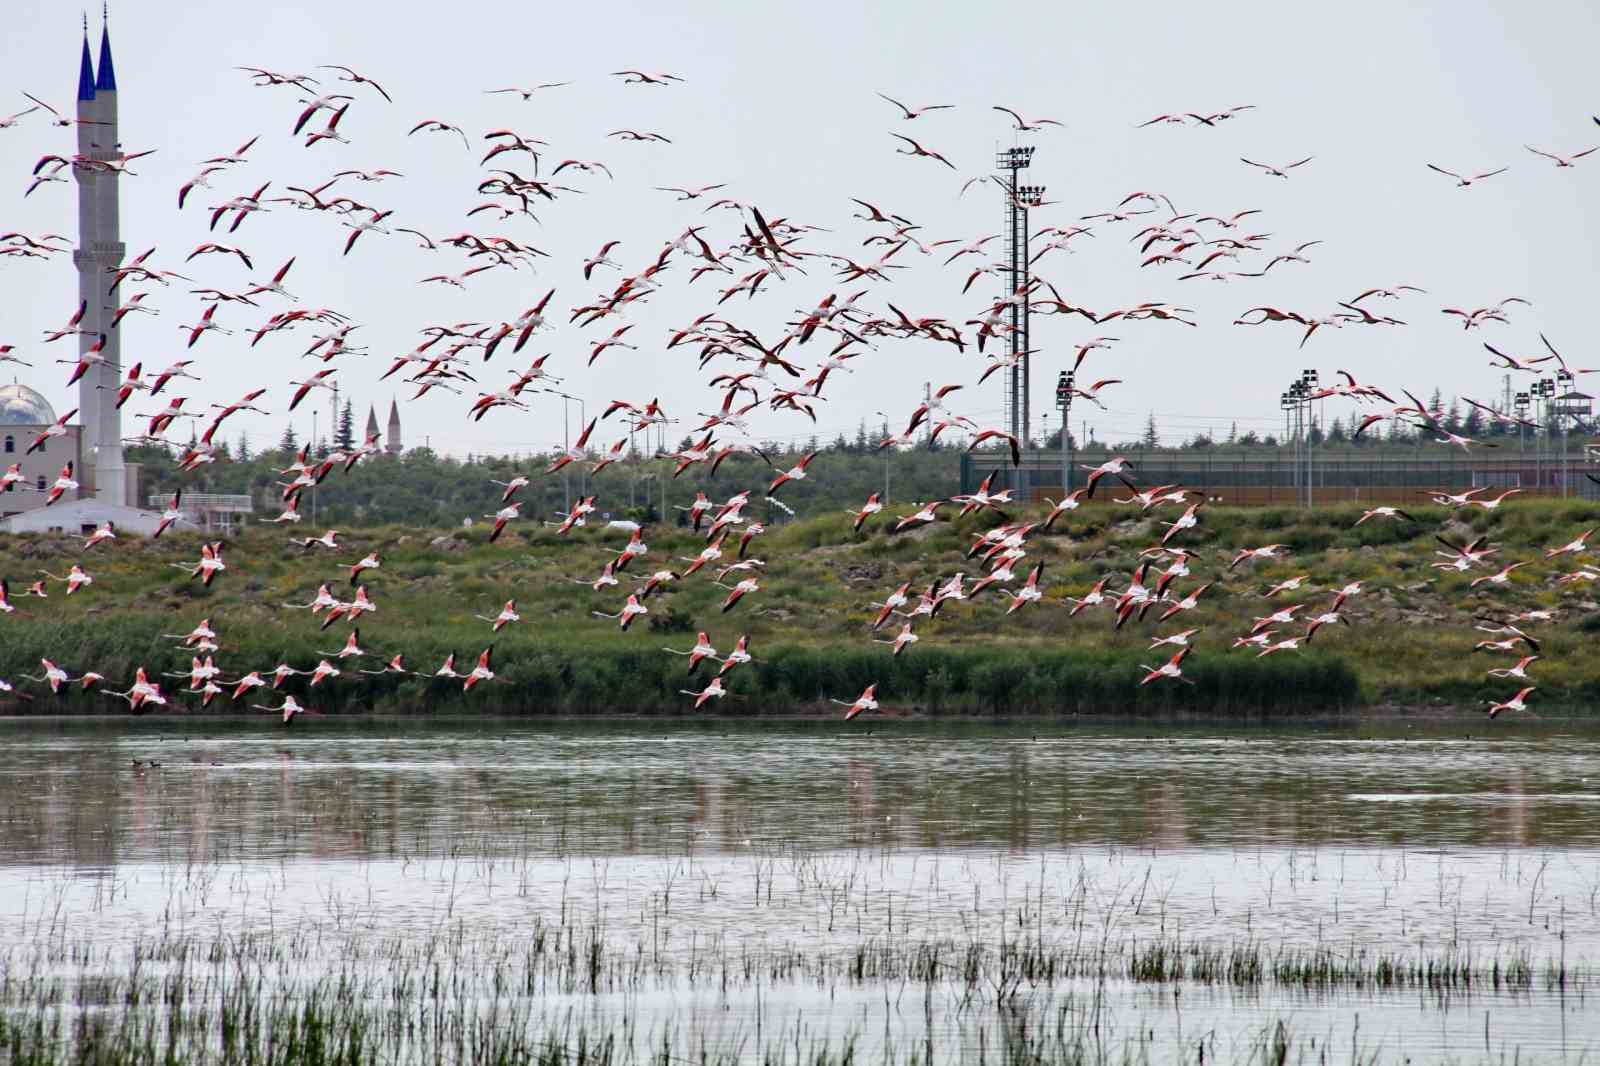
[0,383,59,426]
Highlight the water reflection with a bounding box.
[3,722,1600,866]
[2,719,1599,1061]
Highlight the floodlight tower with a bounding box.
[995,145,1041,494]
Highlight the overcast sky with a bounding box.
[3,0,1596,457]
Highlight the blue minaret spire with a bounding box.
[95,4,116,93]
[76,15,96,101]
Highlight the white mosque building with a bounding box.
[1,19,165,534]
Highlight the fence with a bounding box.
[145,492,254,533]
[961,447,1600,505]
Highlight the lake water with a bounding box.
[2,717,1598,1064]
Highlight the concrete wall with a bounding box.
[0,426,83,518]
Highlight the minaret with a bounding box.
[386,399,402,455]
[72,11,127,505]
[72,22,101,498]
[365,404,380,446]
[91,13,126,504]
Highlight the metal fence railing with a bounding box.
[961,448,1600,504]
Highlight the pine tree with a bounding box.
[279,423,298,455]
[335,400,356,452]
[1443,398,1463,435]
[237,433,251,462]
[1227,421,1238,444]
[1461,402,1484,437]
[1141,412,1160,448]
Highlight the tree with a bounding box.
[1461,402,1484,437]
[1141,412,1160,448]
[1326,417,1348,444]
[1428,388,1445,422]
[279,422,298,455]
[335,400,356,453]
[1227,421,1238,445]
[237,433,252,462]
[1238,430,1261,447]
[1443,399,1463,436]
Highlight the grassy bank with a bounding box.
[1,498,1596,715]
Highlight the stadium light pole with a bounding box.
[1300,369,1319,507]
[1514,391,1530,473]
[1056,369,1076,493]
[1556,369,1575,498]
[1279,390,1296,503]
[1534,378,1555,494]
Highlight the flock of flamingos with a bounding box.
[1,51,1598,723]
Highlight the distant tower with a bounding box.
[71,13,127,505]
[385,399,402,455]
[365,404,380,446]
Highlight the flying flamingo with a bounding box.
[873,623,919,656]
[680,676,727,708]
[663,632,719,673]
[463,648,497,691]
[1487,687,1535,719]
[477,599,521,632]
[593,594,648,630]
[832,682,880,721]
[1488,656,1539,680]
[253,695,322,726]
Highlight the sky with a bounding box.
[2,0,1597,459]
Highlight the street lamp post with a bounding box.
[544,389,588,510]
[874,410,892,503]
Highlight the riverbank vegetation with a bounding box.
[1,498,1596,716]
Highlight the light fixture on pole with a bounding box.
[1055,369,1076,493]
[1556,369,1576,497]
[1534,378,1556,492]
[1514,391,1530,467]
[1300,369,1319,506]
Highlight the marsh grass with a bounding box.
[0,916,1582,1066]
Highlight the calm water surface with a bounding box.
[2,717,1598,1062]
